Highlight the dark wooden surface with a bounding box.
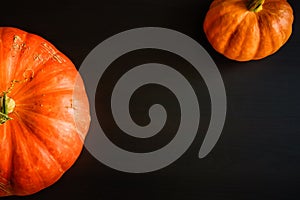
[1,0,300,199]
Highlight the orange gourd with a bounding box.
[203,0,294,61]
[0,27,90,196]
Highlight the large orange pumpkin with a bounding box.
[203,0,294,61]
[0,27,90,196]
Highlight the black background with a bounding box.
[1,0,300,199]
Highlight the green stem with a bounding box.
[0,93,14,124]
[247,0,265,12]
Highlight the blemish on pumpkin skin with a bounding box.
[0,177,12,195]
[23,69,34,81]
[13,35,21,43]
[0,181,12,196]
[53,54,63,63]
[41,42,65,63]
[65,99,76,110]
[12,35,26,51]
[33,53,43,61]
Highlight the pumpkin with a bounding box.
[203,0,294,61]
[0,27,90,196]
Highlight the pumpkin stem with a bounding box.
[0,93,15,124]
[247,0,265,12]
[0,70,33,124]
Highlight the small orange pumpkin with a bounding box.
[0,27,90,196]
[203,0,294,61]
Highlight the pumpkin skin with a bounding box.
[0,27,90,196]
[203,0,294,61]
